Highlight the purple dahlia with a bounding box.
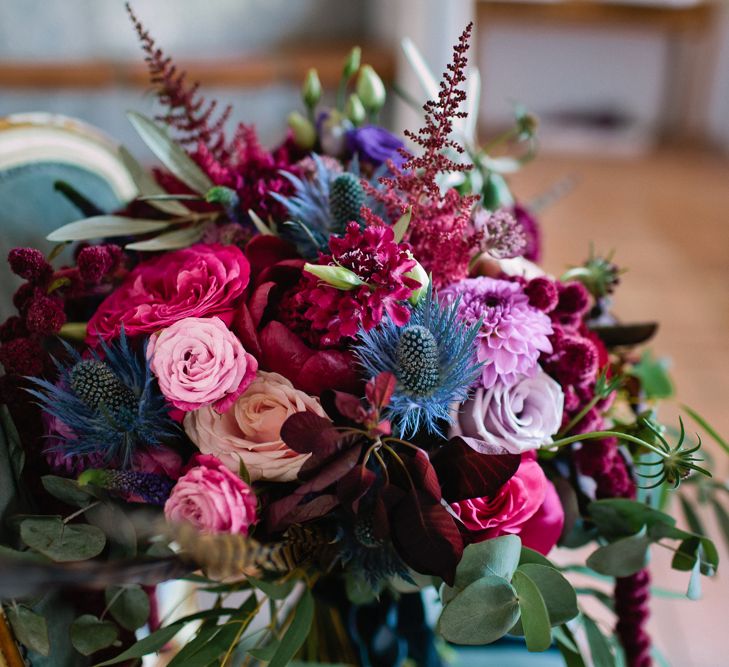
[441,277,552,388]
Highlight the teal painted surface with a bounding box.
[0,161,123,320]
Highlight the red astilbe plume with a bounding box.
[127,3,231,160]
[369,23,480,288]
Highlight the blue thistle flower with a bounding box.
[79,468,174,506]
[26,329,178,467]
[355,287,482,438]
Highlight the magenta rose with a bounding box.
[450,452,564,555]
[164,454,257,534]
[86,244,250,342]
[148,316,257,413]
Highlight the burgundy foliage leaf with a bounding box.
[365,372,396,411]
[338,465,377,513]
[390,490,464,585]
[431,437,520,503]
[280,412,340,456]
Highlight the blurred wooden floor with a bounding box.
[511,147,729,667]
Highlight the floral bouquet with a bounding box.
[0,7,725,667]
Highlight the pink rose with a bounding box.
[148,316,257,413]
[184,371,326,482]
[87,244,250,342]
[164,454,257,534]
[451,452,564,555]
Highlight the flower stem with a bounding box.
[550,430,667,459]
[557,395,601,439]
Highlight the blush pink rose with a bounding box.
[451,452,564,555]
[184,371,326,482]
[148,316,257,413]
[86,244,250,343]
[164,454,257,534]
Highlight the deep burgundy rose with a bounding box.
[233,236,361,396]
[346,124,406,166]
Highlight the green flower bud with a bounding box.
[345,93,366,126]
[304,263,365,290]
[356,65,386,114]
[405,256,429,305]
[287,111,317,150]
[343,46,362,80]
[302,68,322,110]
[205,185,237,206]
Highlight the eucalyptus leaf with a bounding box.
[1,405,24,484]
[47,216,171,242]
[582,614,616,667]
[679,496,704,536]
[93,623,183,665]
[127,112,213,195]
[104,585,150,631]
[70,615,119,656]
[118,146,192,216]
[41,476,93,508]
[453,534,522,591]
[269,589,315,667]
[512,564,578,630]
[553,625,586,667]
[86,503,137,559]
[438,575,519,645]
[125,225,204,251]
[248,641,280,661]
[629,350,674,400]
[7,605,50,656]
[586,527,651,577]
[711,498,729,554]
[511,570,551,652]
[20,517,106,562]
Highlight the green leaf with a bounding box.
[679,496,704,536]
[1,404,24,484]
[682,404,729,457]
[454,534,522,590]
[70,615,119,656]
[480,172,514,209]
[248,640,280,661]
[238,457,251,485]
[93,623,183,666]
[125,225,204,251]
[118,146,191,216]
[127,112,213,195]
[511,570,551,652]
[392,207,412,243]
[629,350,674,399]
[553,625,587,667]
[104,585,150,631]
[574,587,615,612]
[41,476,93,508]
[589,498,675,540]
[438,575,519,645]
[582,615,616,667]
[7,605,50,656]
[269,589,315,667]
[249,576,297,601]
[166,621,244,667]
[20,517,106,562]
[711,498,729,554]
[519,546,555,568]
[587,527,651,577]
[47,216,171,242]
[515,564,578,627]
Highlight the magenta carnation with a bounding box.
[86,244,250,342]
[296,222,420,346]
[442,277,552,388]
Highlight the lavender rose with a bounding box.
[164,454,257,534]
[346,124,405,166]
[148,316,257,413]
[184,371,327,482]
[450,369,564,454]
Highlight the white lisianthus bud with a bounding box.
[304,263,365,290]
